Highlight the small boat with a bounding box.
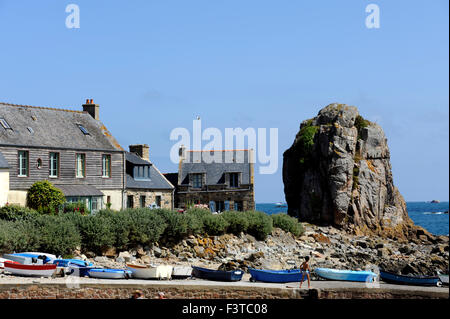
[88,268,131,279]
[3,261,56,277]
[21,252,57,263]
[0,258,19,269]
[53,259,93,267]
[68,265,103,277]
[172,266,193,279]
[248,268,308,283]
[380,270,441,287]
[438,274,449,286]
[4,253,53,264]
[192,266,243,282]
[315,268,377,283]
[126,264,173,279]
[275,202,286,207]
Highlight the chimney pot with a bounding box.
[82,99,99,120]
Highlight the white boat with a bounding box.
[172,266,193,278]
[127,263,173,279]
[22,252,57,261]
[3,261,56,277]
[2,254,41,265]
[88,268,131,279]
[275,202,286,207]
[0,258,18,269]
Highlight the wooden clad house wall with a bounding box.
[0,146,124,190]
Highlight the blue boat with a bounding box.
[192,266,243,282]
[380,270,441,287]
[88,268,132,279]
[248,268,309,283]
[315,268,377,283]
[53,259,93,267]
[69,265,103,277]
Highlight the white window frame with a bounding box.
[18,151,28,177]
[76,153,86,178]
[49,152,59,178]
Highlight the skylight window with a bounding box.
[0,118,11,130]
[27,127,34,134]
[77,124,89,135]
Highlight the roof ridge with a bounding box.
[0,101,85,114]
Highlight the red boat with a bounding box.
[3,261,56,277]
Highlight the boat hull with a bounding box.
[439,275,449,286]
[192,266,243,282]
[3,261,56,277]
[249,268,308,283]
[53,259,92,267]
[68,266,102,277]
[380,270,441,286]
[172,266,193,278]
[127,264,173,279]
[0,258,19,269]
[88,269,131,279]
[315,268,377,283]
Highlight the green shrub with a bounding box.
[26,180,65,214]
[0,219,41,253]
[33,215,81,256]
[271,213,304,237]
[73,215,115,254]
[295,120,319,166]
[222,211,250,235]
[355,115,371,140]
[115,209,166,248]
[244,211,273,240]
[202,214,229,236]
[0,204,37,221]
[155,209,200,240]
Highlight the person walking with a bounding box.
[299,256,311,289]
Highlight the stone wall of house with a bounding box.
[126,189,173,209]
[176,186,255,211]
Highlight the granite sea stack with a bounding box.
[283,103,430,241]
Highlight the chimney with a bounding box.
[129,144,150,161]
[82,98,100,120]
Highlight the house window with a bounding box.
[192,174,203,188]
[229,173,239,188]
[18,151,28,177]
[155,196,161,208]
[234,201,243,211]
[102,154,111,178]
[76,153,86,178]
[49,153,59,177]
[134,165,150,180]
[78,124,89,135]
[91,197,102,212]
[140,195,146,208]
[127,195,134,208]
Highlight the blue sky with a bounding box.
[0,0,448,202]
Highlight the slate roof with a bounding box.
[0,151,9,168]
[56,184,104,197]
[125,152,174,190]
[0,102,123,151]
[180,150,251,185]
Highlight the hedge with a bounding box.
[0,205,304,255]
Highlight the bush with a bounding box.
[0,219,40,253]
[222,211,250,235]
[271,213,305,237]
[114,209,166,248]
[0,204,37,221]
[33,215,81,256]
[155,209,200,240]
[244,211,273,240]
[202,214,229,236]
[26,180,65,214]
[72,214,115,254]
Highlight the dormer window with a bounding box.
[134,165,150,180]
[229,173,239,188]
[0,118,11,130]
[192,173,203,188]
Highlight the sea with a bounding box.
[256,202,449,236]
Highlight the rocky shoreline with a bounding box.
[65,224,448,278]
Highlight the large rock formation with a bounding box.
[283,103,430,240]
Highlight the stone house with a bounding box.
[125,144,174,209]
[0,100,173,212]
[168,147,255,212]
